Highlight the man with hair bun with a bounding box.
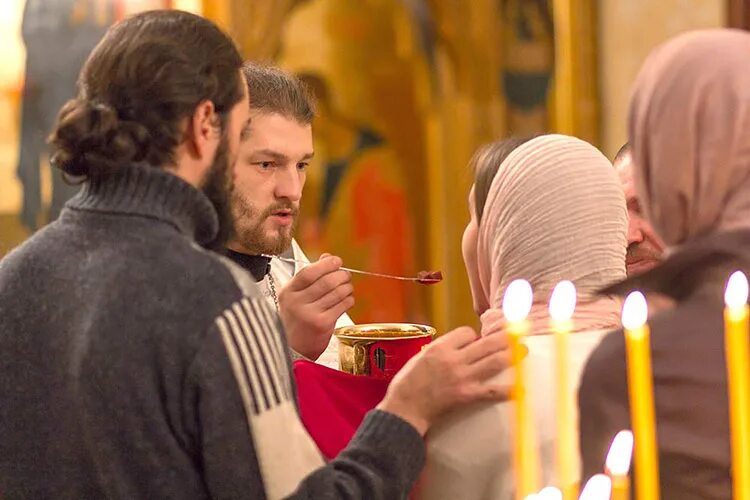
[0,10,511,499]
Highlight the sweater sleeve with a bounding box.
[184,319,268,500]
[186,296,425,500]
[285,410,426,499]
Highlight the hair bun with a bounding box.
[49,99,150,178]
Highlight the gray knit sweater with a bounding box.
[0,165,425,499]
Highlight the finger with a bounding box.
[305,295,354,334]
[315,282,354,310]
[465,348,512,380]
[471,383,513,403]
[460,332,508,364]
[302,269,352,302]
[287,256,343,291]
[324,294,355,320]
[319,253,332,260]
[480,321,503,338]
[430,326,478,350]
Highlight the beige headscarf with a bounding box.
[629,29,750,247]
[475,134,627,335]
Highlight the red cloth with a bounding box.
[293,360,389,460]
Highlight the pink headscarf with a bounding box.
[475,134,627,335]
[629,29,750,247]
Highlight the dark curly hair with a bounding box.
[48,10,244,180]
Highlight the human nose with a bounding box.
[627,217,645,245]
[275,165,302,202]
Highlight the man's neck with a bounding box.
[165,146,209,189]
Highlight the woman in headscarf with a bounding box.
[579,29,750,499]
[417,134,627,499]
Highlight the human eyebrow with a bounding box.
[251,149,288,162]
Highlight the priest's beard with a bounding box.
[200,133,235,250]
[230,194,298,255]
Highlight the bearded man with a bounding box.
[224,63,353,367]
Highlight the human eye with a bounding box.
[297,162,309,171]
[252,161,274,170]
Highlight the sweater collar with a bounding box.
[65,164,219,245]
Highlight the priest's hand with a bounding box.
[377,326,512,435]
[277,254,354,360]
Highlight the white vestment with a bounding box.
[266,239,353,369]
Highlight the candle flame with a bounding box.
[578,474,612,500]
[549,280,577,322]
[725,271,749,310]
[622,291,648,330]
[502,279,533,323]
[605,430,634,476]
[536,486,562,500]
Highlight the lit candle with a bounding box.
[549,281,578,500]
[503,279,539,499]
[605,430,633,500]
[578,474,612,500]
[622,291,660,500]
[537,486,563,500]
[724,271,750,500]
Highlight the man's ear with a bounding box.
[185,100,218,160]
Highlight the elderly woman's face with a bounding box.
[462,185,485,315]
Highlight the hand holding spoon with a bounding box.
[265,254,443,285]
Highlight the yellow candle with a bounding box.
[724,271,750,500]
[503,279,539,499]
[549,280,578,500]
[622,291,660,500]
[605,430,633,500]
[578,474,612,500]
